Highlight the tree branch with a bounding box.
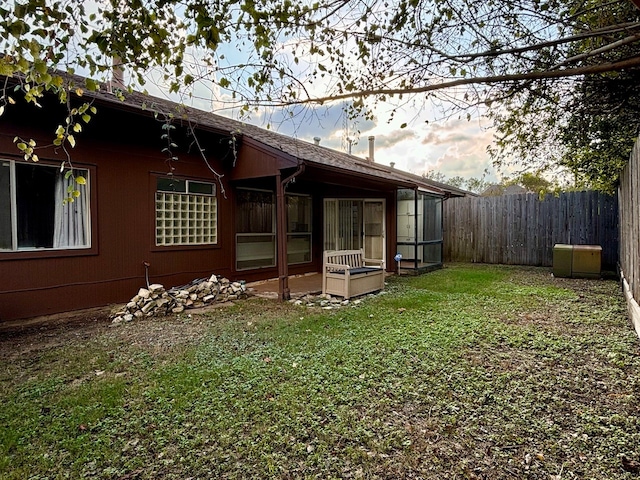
[552,33,640,68]
[282,56,640,106]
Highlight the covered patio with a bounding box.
[246,273,323,299]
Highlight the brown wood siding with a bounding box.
[230,139,298,180]
[0,102,236,322]
[0,96,420,322]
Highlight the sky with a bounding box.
[250,102,499,181]
[58,1,504,184]
[128,12,505,186]
[163,78,504,184]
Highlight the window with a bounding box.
[155,177,217,246]
[236,189,276,270]
[287,194,312,264]
[0,160,90,251]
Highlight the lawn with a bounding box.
[1,264,639,479]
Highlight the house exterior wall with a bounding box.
[0,97,409,322]
[0,102,237,322]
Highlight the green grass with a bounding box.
[1,264,639,479]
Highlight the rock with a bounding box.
[112,273,253,320]
[112,316,123,324]
[141,301,156,314]
[138,288,150,299]
[156,298,170,308]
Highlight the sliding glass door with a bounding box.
[324,198,385,266]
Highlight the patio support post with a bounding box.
[276,164,306,301]
[276,172,290,301]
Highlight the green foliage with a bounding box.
[423,168,492,193]
[1,265,638,478]
[489,1,640,192]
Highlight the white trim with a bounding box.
[621,268,640,338]
[10,160,17,251]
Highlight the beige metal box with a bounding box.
[553,244,573,278]
[553,243,573,277]
[572,245,602,279]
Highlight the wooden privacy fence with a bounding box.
[619,134,640,335]
[443,191,618,269]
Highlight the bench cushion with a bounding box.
[331,267,382,276]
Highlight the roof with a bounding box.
[70,77,471,197]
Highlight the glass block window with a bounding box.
[156,178,217,246]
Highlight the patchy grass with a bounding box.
[1,264,639,479]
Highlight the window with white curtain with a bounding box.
[0,160,90,251]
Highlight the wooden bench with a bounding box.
[322,249,385,299]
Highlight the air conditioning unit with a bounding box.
[553,244,602,279]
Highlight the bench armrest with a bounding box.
[363,258,384,268]
[325,262,351,271]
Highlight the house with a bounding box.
[0,77,469,322]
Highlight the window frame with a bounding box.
[235,187,277,271]
[286,192,312,265]
[0,158,98,261]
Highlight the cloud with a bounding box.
[370,129,418,149]
[348,116,500,181]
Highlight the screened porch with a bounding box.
[396,188,443,274]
